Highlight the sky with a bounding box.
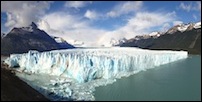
[1,1,201,47]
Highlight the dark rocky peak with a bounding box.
[1,33,6,38]
[30,22,38,29]
[9,22,38,34]
[166,25,181,34]
[10,27,22,34]
[186,23,195,31]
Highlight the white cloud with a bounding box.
[40,12,88,30]
[84,10,98,20]
[98,11,176,46]
[162,23,171,32]
[38,11,106,47]
[179,2,201,12]
[64,1,92,9]
[32,10,177,47]
[173,20,183,26]
[107,1,143,18]
[179,2,192,12]
[1,1,52,29]
[37,20,64,35]
[1,1,178,47]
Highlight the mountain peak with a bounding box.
[1,22,75,55]
[30,22,37,29]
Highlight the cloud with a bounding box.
[1,1,179,47]
[179,2,192,12]
[38,11,107,47]
[98,11,176,46]
[84,10,98,20]
[27,10,176,47]
[40,12,88,30]
[64,1,92,9]
[107,1,143,18]
[179,2,201,12]
[37,19,64,35]
[1,1,52,29]
[173,20,183,26]
[162,23,171,32]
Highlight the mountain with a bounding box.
[1,22,74,55]
[1,33,6,39]
[100,37,127,47]
[51,36,74,49]
[110,38,127,46]
[119,21,201,54]
[67,40,85,47]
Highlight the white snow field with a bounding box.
[4,47,188,101]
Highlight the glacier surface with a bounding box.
[5,47,188,83]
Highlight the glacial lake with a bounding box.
[94,55,201,101]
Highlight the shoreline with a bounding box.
[1,60,49,101]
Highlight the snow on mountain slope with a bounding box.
[54,37,65,43]
[5,47,188,83]
[51,36,75,49]
[194,21,201,29]
[167,21,201,34]
[111,22,201,46]
[101,38,127,47]
[177,24,189,32]
[149,32,158,36]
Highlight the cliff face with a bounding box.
[1,22,74,55]
[120,28,201,54]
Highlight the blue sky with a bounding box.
[1,1,201,47]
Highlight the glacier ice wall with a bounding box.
[4,47,188,83]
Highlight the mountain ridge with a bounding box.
[119,21,201,54]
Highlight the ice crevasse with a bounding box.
[5,47,188,83]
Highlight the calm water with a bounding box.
[95,55,201,101]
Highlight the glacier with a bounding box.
[4,47,188,101]
[5,47,188,83]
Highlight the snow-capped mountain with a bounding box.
[101,38,127,47]
[71,40,84,47]
[109,38,122,46]
[114,21,201,46]
[194,22,201,29]
[119,21,201,54]
[167,21,201,34]
[66,40,85,47]
[1,22,74,55]
[148,31,161,37]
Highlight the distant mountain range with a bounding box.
[119,21,201,54]
[1,22,74,55]
[1,21,201,55]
